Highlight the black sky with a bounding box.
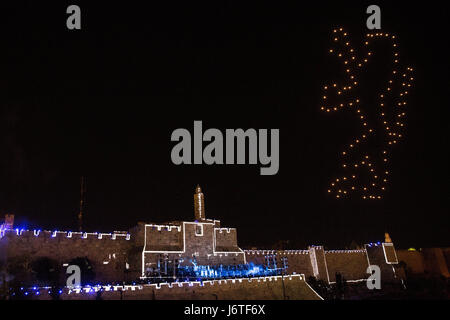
[0,1,449,249]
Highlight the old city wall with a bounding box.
[396,248,450,278]
[215,228,240,252]
[396,250,425,274]
[142,223,245,268]
[0,230,133,285]
[30,274,323,300]
[245,249,374,283]
[324,251,368,282]
[244,250,313,278]
[184,223,215,262]
[144,225,183,251]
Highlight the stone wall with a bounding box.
[396,248,450,279]
[26,274,323,300]
[245,247,395,284]
[324,251,368,282]
[0,230,133,285]
[215,228,239,252]
[144,226,183,251]
[6,221,434,291]
[365,244,397,282]
[396,250,425,274]
[0,218,246,286]
[141,221,246,274]
[421,248,450,277]
[244,250,313,278]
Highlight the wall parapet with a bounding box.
[0,228,131,241]
[144,224,182,232]
[244,250,310,255]
[325,250,366,254]
[17,273,307,296]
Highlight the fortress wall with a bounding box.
[214,228,239,251]
[308,246,329,282]
[144,226,183,251]
[282,251,314,277]
[385,248,450,278]
[183,223,215,262]
[396,250,425,274]
[245,249,372,282]
[365,245,397,282]
[142,222,245,270]
[143,251,245,271]
[244,250,313,278]
[243,250,269,264]
[0,230,133,285]
[324,251,368,282]
[30,274,323,300]
[421,248,450,277]
[442,248,450,272]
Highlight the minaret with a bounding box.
[194,185,205,221]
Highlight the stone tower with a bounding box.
[384,232,392,243]
[2,214,14,230]
[194,185,205,221]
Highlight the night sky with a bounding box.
[0,1,448,250]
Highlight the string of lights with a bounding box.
[320,28,414,200]
[6,274,304,298]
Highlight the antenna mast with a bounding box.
[78,176,86,232]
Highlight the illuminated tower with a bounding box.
[194,185,205,221]
[384,232,392,243]
[1,214,14,230]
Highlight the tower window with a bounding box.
[195,224,203,236]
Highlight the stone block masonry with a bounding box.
[0,229,133,285]
[0,186,409,293]
[24,274,323,300]
[245,245,397,285]
[0,186,247,286]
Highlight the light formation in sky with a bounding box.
[320,28,414,200]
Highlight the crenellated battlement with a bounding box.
[325,249,366,254]
[0,228,131,241]
[13,273,324,300]
[17,274,322,300]
[0,186,401,292]
[145,224,182,232]
[215,228,235,233]
[245,250,310,255]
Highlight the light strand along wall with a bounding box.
[21,274,324,300]
[244,247,380,283]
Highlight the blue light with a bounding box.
[175,262,280,279]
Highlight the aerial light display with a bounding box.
[320,28,414,200]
